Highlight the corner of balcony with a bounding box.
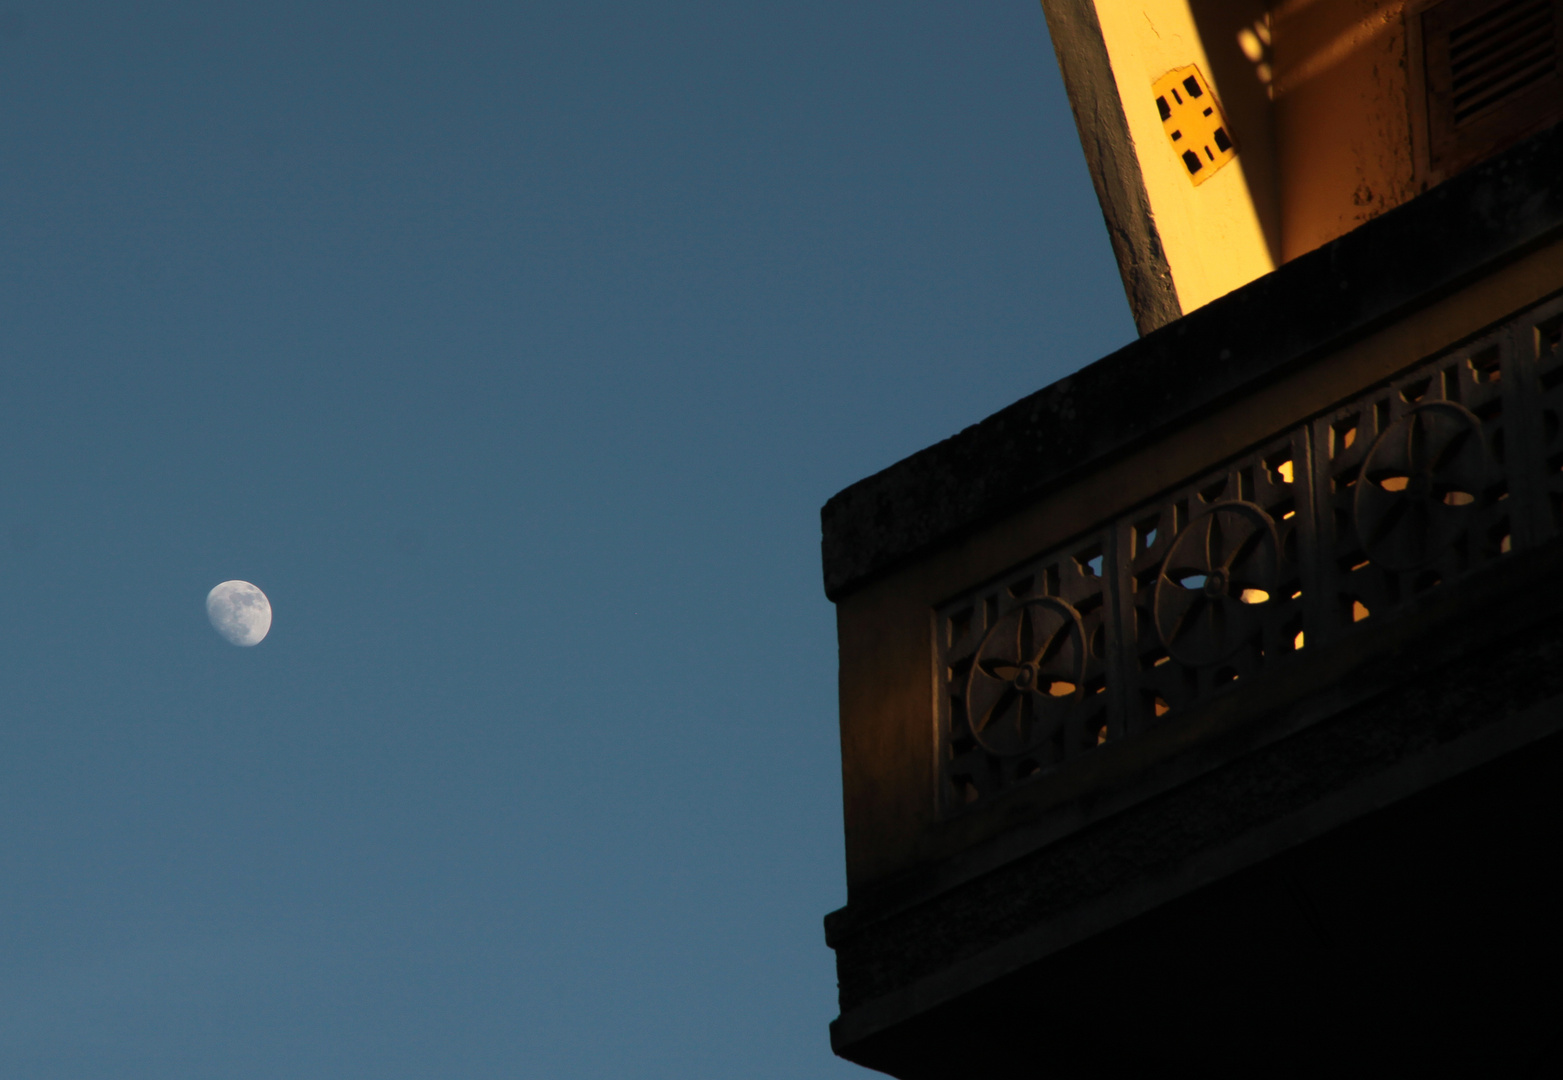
[822,122,1563,1076]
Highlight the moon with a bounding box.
[206,580,272,646]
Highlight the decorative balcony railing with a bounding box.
[938,290,1563,812]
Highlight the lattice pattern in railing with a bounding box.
[941,531,1112,804]
[937,291,1563,812]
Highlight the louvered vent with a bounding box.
[1450,0,1558,122]
[1423,0,1563,173]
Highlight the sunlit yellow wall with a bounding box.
[1091,0,1278,315]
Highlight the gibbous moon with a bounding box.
[206,580,272,646]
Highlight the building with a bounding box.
[821,2,1563,1073]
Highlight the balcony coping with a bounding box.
[821,121,1563,601]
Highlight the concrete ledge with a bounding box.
[821,121,1563,601]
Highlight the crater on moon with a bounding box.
[206,580,272,646]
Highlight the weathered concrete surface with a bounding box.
[1039,0,1180,335]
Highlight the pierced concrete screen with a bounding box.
[1423,0,1563,173]
[937,291,1563,814]
[1152,65,1235,186]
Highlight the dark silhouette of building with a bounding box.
[821,2,1563,1073]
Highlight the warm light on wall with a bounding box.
[1088,0,1277,317]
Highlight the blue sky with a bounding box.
[0,3,1134,1076]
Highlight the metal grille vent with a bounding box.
[1449,0,1559,123]
[1423,0,1563,174]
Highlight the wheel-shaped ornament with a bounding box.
[1354,401,1491,571]
[964,598,1086,757]
[1153,501,1280,667]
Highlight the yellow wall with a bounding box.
[1055,0,1423,320]
[1092,0,1279,314]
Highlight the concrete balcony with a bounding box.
[822,123,1563,1075]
